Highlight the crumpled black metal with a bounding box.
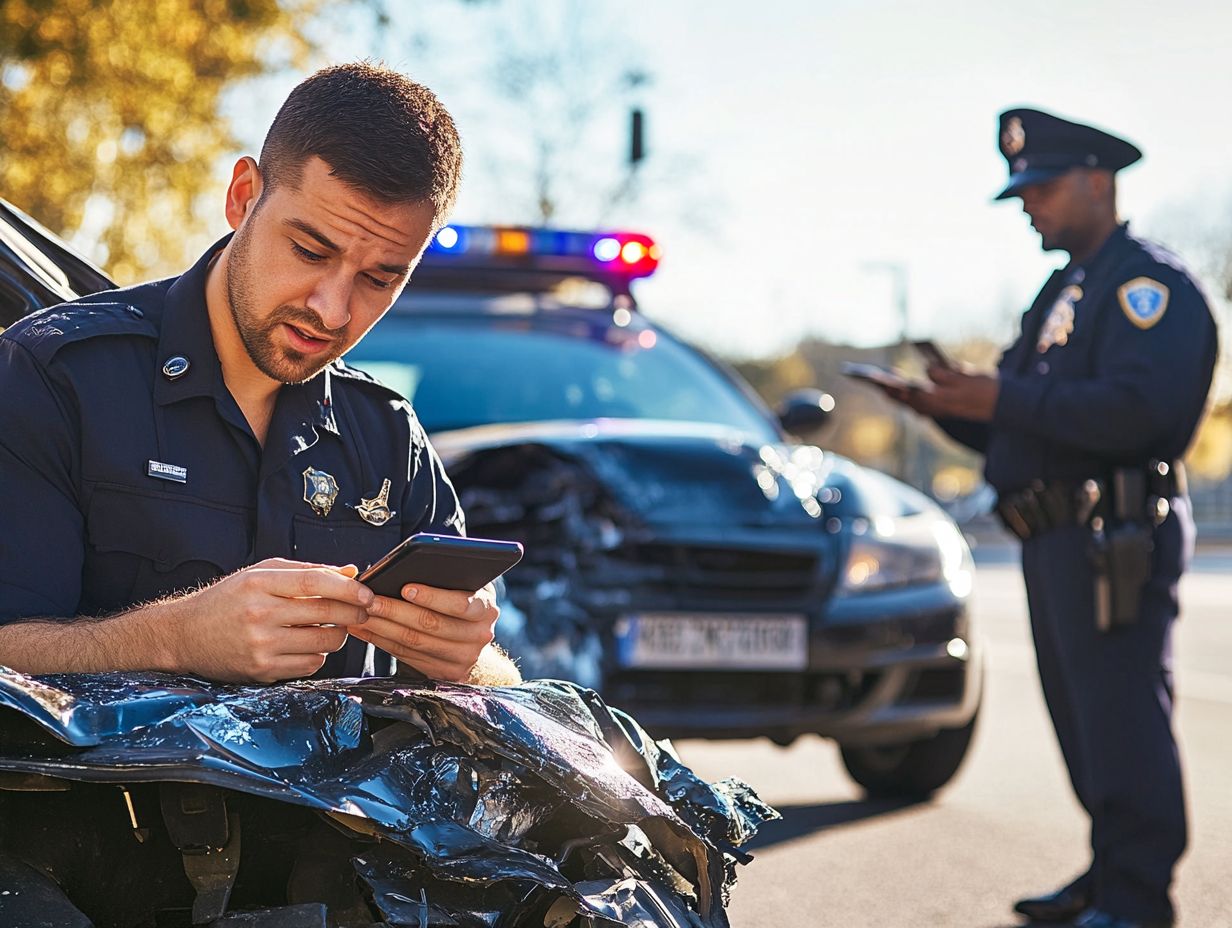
[0,669,777,926]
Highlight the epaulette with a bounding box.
[1,300,158,364]
[1119,232,1194,284]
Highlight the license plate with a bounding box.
[615,613,808,670]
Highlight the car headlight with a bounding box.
[839,514,973,597]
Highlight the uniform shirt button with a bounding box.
[1036,361,1050,375]
[162,356,191,379]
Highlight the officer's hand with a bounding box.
[878,382,928,409]
[167,559,374,683]
[926,366,1000,421]
[348,582,499,682]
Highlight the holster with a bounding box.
[1087,463,1172,632]
[1089,520,1153,631]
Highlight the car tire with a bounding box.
[839,710,979,799]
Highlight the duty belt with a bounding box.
[994,461,1184,541]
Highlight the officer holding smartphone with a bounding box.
[885,108,1217,928]
[0,64,519,688]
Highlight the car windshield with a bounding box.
[345,310,780,441]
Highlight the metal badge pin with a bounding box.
[354,478,396,527]
[162,356,190,379]
[1036,286,1080,353]
[302,467,339,518]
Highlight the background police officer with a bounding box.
[886,108,1218,928]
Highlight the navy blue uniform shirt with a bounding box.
[938,223,1218,491]
[0,237,465,677]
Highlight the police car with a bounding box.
[349,224,985,798]
[0,204,982,797]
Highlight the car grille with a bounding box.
[895,667,966,704]
[609,543,824,608]
[606,670,878,711]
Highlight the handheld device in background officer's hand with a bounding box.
[912,339,955,372]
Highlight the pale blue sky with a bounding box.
[234,0,1231,371]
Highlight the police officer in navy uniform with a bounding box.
[0,63,521,687]
[887,108,1218,928]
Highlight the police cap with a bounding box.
[995,107,1142,200]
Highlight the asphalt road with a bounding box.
[675,548,1232,928]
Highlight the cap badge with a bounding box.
[353,478,396,527]
[303,467,340,518]
[1001,116,1026,156]
[1118,278,1170,330]
[1037,285,1082,353]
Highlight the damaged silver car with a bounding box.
[345,225,984,798]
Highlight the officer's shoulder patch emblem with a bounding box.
[1118,277,1169,330]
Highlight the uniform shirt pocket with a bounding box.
[291,515,401,573]
[82,485,250,615]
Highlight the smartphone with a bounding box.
[912,339,954,370]
[357,533,524,599]
[841,361,931,392]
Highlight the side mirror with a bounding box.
[777,388,835,439]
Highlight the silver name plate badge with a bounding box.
[147,460,188,484]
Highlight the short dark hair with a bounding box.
[258,62,462,224]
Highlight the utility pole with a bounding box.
[630,108,645,167]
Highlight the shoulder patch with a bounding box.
[1117,277,1169,330]
[1,301,157,362]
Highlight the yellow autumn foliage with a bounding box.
[0,0,320,281]
[1187,406,1232,482]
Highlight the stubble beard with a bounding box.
[225,220,344,385]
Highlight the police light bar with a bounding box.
[426,225,661,279]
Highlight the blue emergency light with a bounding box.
[425,224,661,280]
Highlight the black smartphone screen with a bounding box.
[840,361,932,392]
[357,533,524,599]
[912,339,953,370]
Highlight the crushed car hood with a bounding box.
[431,420,945,691]
[435,418,937,533]
[0,669,776,927]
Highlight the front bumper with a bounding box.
[604,584,983,746]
